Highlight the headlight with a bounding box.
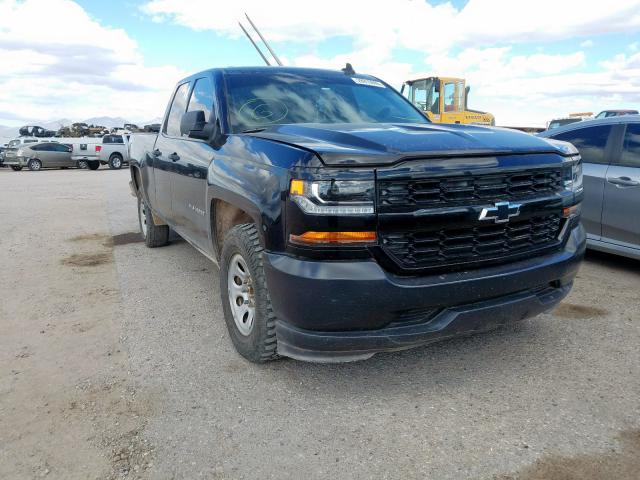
[563,158,583,193]
[290,179,375,215]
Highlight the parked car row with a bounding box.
[540,115,640,260]
[2,134,131,171]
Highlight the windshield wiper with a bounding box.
[241,128,266,134]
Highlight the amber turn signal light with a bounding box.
[289,231,377,245]
[563,205,580,217]
[290,179,305,196]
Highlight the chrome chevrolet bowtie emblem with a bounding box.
[479,201,521,223]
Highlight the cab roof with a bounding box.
[177,66,382,84]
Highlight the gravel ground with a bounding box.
[1,167,639,480]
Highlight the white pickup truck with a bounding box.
[96,134,130,169]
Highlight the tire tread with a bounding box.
[222,224,279,362]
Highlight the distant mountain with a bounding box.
[82,116,130,128]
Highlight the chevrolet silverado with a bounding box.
[128,66,585,363]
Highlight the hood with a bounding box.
[249,123,565,166]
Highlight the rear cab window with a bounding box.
[103,135,124,144]
[552,125,613,164]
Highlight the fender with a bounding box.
[204,134,314,258]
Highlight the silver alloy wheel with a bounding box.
[78,160,88,169]
[30,159,41,170]
[227,253,255,336]
[111,156,122,168]
[138,199,148,237]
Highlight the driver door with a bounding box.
[170,75,216,250]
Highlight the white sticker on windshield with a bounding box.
[351,77,385,88]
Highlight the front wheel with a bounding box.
[108,154,123,170]
[10,166,23,171]
[27,159,42,171]
[220,224,278,363]
[138,197,169,248]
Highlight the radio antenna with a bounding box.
[238,21,270,66]
[244,13,283,66]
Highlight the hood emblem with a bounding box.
[479,201,521,223]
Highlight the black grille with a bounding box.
[378,169,563,211]
[381,214,563,271]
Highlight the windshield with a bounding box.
[225,71,428,133]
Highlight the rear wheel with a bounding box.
[27,159,42,171]
[77,160,88,169]
[10,166,23,171]
[138,197,169,248]
[220,224,279,363]
[108,154,123,170]
[87,161,100,170]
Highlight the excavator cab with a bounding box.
[403,76,494,126]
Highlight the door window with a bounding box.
[552,125,613,164]
[165,82,191,137]
[411,80,428,111]
[443,82,456,112]
[187,77,214,124]
[443,81,463,113]
[429,82,440,114]
[619,123,640,168]
[38,143,56,151]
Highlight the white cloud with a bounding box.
[142,0,640,127]
[0,0,186,125]
[143,0,640,52]
[422,47,640,126]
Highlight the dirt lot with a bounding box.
[1,167,639,480]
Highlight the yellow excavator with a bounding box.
[401,76,495,126]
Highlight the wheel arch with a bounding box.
[209,193,263,260]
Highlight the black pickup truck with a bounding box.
[129,66,585,363]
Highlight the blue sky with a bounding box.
[1,0,640,128]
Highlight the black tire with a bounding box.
[220,224,279,363]
[108,154,123,170]
[138,197,169,248]
[27,159,42,171]
[10,166,23,171]
[87,161,100,170]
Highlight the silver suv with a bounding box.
[540,116,640,260]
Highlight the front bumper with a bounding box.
[263,224,586,362]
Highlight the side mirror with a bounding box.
[180,110,212,140]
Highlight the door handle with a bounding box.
[152,149,161,157]
[169,152,180,162]
[607,176,640,187]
